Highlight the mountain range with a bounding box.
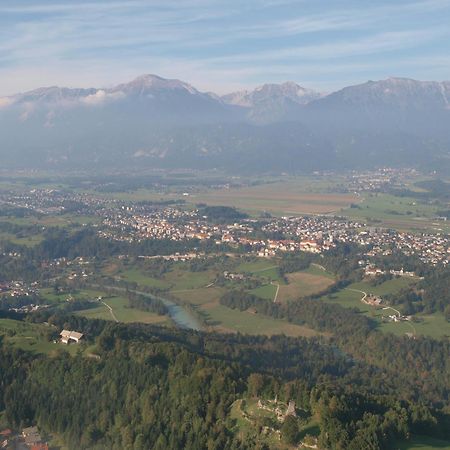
[1,74,449,173]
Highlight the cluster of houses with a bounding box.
[223,271,246,281]
[343,168,415,193]
[101,204,450,266]
[363,264,417,278]
[0,281,39,298]
[0,426,48,450]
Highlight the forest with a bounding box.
[1,310,450,450]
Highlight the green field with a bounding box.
[192,180,358,216]
[341,193,450,232]
[0,318,79,355]
[0,231,44,247]
[0,213,100,228]
[248,283,278,300]
[98,258,337,335]
[75,296,169,325]
[120,268,168,289]
[398,435,450,450]
[322,278,450,338]
[199,302,320,337]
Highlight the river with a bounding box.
[93,284,202,331]
[158,297,202,331]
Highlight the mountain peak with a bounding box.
[114,74,199,95]
[222,81,321,109]
[12,86,97,104]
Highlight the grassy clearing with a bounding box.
[120,268,168,289]
[40,288,106,305]
[200,302,320,337]
[380,312,450,339]
[0,318,79,356]
[306,264,335,279]
[165,267,215,290]
[397,435,450,450]
[234,258,284,283]
[248,284,278,301]
[0,213,100,228]
[170,287,224,306]
[76,296,169,325]
[349,277,417,297]
[230,398,320,449]
[0,231,44,247]
[277,271,335,302]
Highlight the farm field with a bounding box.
[341,193,450,232]
[0,213,100,229]
[40,288,111,307]
[120,268,169,289]
[95,256,338,334]
[191,180,358,216]
[201,302,319,336]
[169,285,319,336]
[277,271,334,302]
[0,231,44,247]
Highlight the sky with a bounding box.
[0,0,450,96]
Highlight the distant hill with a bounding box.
[0,75,449,173]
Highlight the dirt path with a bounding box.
[101,301,119,323]
[271,281,280,303]
[345,288,367,303]
[253,265,278,273]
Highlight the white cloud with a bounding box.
[81,89,125,105]
[0,0,449,95]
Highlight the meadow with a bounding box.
[341,193,450,232]
[75,295,169,325]
[398,435,450,450]
[0,318,79,356]
[100,256,336,336]
[322,278,450,338]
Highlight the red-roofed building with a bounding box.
[31,445,49,450]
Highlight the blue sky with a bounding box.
[1,0,450,95]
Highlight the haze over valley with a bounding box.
[1,74,450,173]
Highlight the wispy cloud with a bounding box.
[0,0,449,95]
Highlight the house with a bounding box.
[22,426,42,447]
[60,330,84,344]
[31,444,49,450]
[0,429,12,449]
